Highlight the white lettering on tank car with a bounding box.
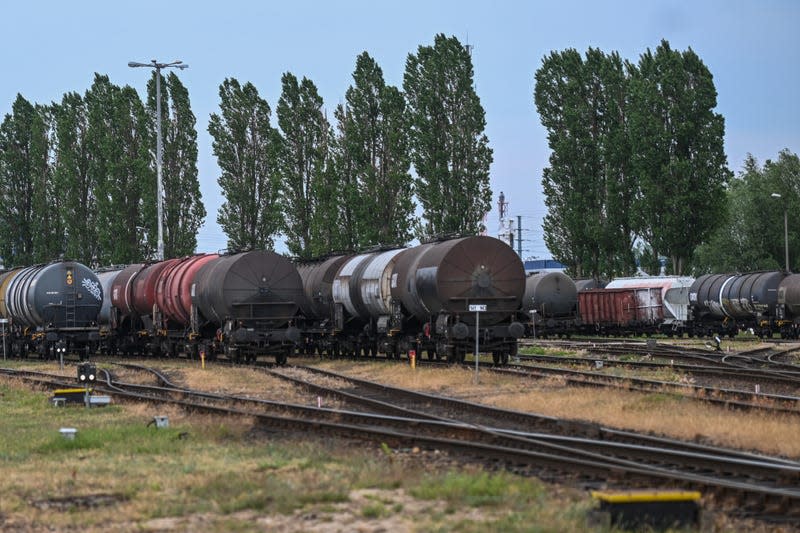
[81,278,102,301]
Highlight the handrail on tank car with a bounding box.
[420,232,468,244]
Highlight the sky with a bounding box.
[1,0,798,259]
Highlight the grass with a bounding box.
[0,378,595,532]
[3,356,790,532]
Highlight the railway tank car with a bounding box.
[95,251,304,364]
[520,272,578,337]
[777,274,800,338]
[332,248,406,357]
[390,236,526,364]
[297,236,526,364]
[0,261,102,357]
[191,250,304,364]
[689,271,786,337]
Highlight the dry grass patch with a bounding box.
[317,361,800,458]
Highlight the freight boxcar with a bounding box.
[578,287,664,336]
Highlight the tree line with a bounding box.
[0,33,492,267]
[0,72,204,267]
[535,39,735,279]
[209,34,492,259]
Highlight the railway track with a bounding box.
[3,364,800,521]
[489,362,800,415]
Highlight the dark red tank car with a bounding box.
[155,254,219,326]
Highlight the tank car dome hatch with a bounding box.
[4,261,103,329]
[408,236,526,326]
[191,250,303,328]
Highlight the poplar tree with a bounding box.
[534,48,635,279]
[276,73,333,259]
[209,78,282,251]
[28,104,62,263]
[328,113,361,252]
[629,40,730,274]
[146,72,205,257]
[86,75,153,264]
[338,52,414,248]
[404,34,493,238]
[53,91,97,264]
[0,95,41,265]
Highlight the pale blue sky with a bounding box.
[2,1,798,258]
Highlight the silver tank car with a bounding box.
[690,271,785,320]
[522,272,577,318]
[332,249,405,320]
[96,268,123,327]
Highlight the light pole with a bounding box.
[771,193,790,272]
[128,59,189,261]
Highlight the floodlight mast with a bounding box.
[128,59,189,261]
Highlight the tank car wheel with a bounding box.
[427,347,437,361]
[491,352,500,366]
[501,351,509,365]
[450,347,466,364]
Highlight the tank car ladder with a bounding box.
[64,288,77,328]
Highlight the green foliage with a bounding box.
[0,95,39,266]
[534,48,636,280]
[209,78,282,251]
[53,91,99,264]
[691,150,800,273]
[147,72,206,257]
[411,471,545,508]
[86,74,153,265]
[336,52,414,248]
[404,34,493,238]
[276,72,336,259]
[628,40,731,274]
[535,40,730,277]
